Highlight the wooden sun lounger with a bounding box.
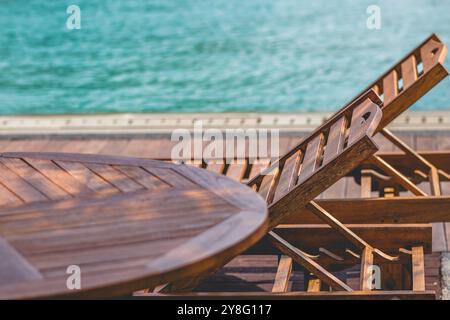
[201,34,449,211]
[206,34,448,187]
[256,34,448,296]
[306,34,450,252]
[144,35,449,299]
[201,34,450,256]
[142,91,437,298]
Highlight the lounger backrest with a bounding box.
[248,90,383,228]
[359,34,448,130]
[308,35,448,136]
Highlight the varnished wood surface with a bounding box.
[0,131,448,295]
[0,132,448,296]
[0,153,267,299]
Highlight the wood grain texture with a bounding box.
[273,151,301,202]
[322,117,346,164]
[360,247,374,291]
[411,246,426,291]
[0,162,47,203]
[383,70,398,105]
[297,135,324,183]
[281,196,450,224]
[0,158,69,201]
[0,154,267,299]
[55,160,119,195]
[23,158,92,197]
[271,255,292,293]
[401,55,418,89]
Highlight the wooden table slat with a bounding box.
[0,153,267,299]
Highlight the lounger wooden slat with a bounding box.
[184,160,203,168]
[224,161,247,182]
[297,135,324,184]
[322,117,346,164]
[205,162,225,174]
[257,173,275,201]
[401,55,418,89]
[273,151,301,202]
[382,70,398,105]
[266,168,282,205]
[248,159,271,179]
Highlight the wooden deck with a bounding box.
[0,129,448,296]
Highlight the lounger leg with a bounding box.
[272,255,293,293]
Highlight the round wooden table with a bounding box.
[0,153,268,299]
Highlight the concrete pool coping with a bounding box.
[1,110,450,135]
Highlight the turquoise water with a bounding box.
[0,0,449,115]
